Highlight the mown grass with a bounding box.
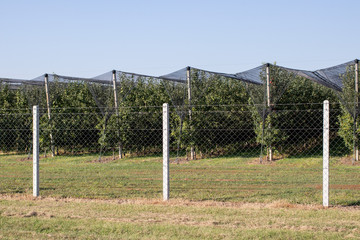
[0,196,359,239]
[0,154,359,205]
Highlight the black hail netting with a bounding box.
[32,71,189,158]
[235,64,339,161]
[281,61,356,91]
[0,59,356,111]
[160,62,356,161]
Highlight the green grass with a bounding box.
[1,155,360,239]
[0,197,360,239]
[0,154,360,205]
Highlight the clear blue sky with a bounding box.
[0,0,359,79]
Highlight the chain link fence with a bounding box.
[169,103,347,160]
[0,103,359,205]
[0,109,33,194]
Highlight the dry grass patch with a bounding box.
[0,194,348,211]
[1,194,360,239]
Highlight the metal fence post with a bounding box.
[323,100,329,207]
[163,103,169,201]
[33,105,39,197]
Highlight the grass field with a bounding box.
[1,155,360,239]
[0,154,359,205]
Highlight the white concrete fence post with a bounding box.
[163,103,169,201]
[33,105,39,197]
[323,100,329,207]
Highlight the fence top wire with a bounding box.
[0,113,32,116]
[47,112,162,116]
[171,102,330,107]
[0,108,32,113]
[0,102,351,114]
[188,109,325,113]
[38,106,163,111]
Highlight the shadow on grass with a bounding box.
[346,200,360,206]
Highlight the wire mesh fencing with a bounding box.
[167,103,359,205]
[0,109,33,195]
[169,103,345,161]
[37,106,163,199]
[0,103,359,205]
[40,106,163,159]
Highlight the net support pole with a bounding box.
[187,67,195,160]
[44,74,54,157]
[33,105,39,197]
[266,64,272,161]
[323,100,329,207]
[112,70,122,159]
[112,70,119,115]
[354,59,359,163]
[163,103,169,201]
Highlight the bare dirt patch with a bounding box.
[170,158,190,164]
[17,157,32,162]
[2,209,54,219]
[23,211,38,217]
[248,158,277,165]
[339,156,360,166]
[88,157,117,163]
[331,184,360,190]
[16,155,49,162]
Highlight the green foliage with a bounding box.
[0,85,32,153]
[337,65,359,152]
[274,68,339,155]
[251,109,287,147]
[248,64,339,157]
[338,109,356,151]
[39,78,100,155]
[172,70,254,157]
[94,75,169,156]
[0,68,347,158]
